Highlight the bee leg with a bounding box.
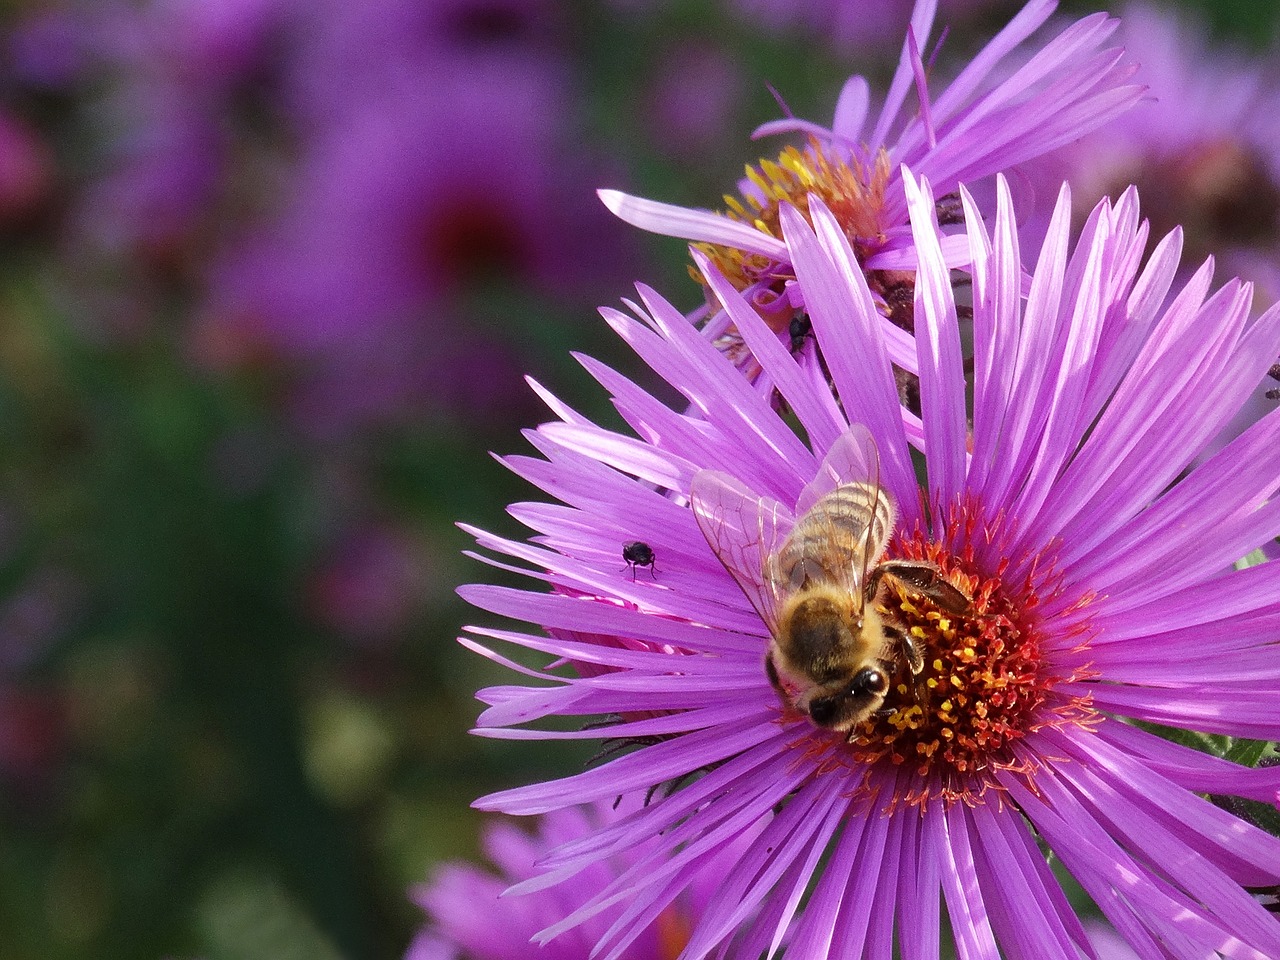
[873,560,971,614]
[882,624,924,676]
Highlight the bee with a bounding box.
[622,540,657,580]
[691,424,969,733]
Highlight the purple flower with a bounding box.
[463,170,1280,957]
[1018,0,1280,470]
[1022,2,1280,302]
[407,800,764,960]
[192,0,631,433]
[600,0,1143,348]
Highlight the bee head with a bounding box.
[805,667,888,729]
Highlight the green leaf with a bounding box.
[1224,738,1278,768]
[1234,547,1269,570]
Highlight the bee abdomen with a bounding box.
[777,482,894,587]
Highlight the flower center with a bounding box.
[692,139,893,329]
[835,510,1095,808]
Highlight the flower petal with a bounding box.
[597,189,788,259]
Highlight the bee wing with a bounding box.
[796,424,887,602]
[690,469,793,635]
[796,423,881,516]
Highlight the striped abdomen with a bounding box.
[775,482,895,590]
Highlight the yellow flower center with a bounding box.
[692,140,894,330]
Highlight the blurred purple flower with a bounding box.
[1017,1,1280,457]
[193,0,629,432]
[407,800,763,960]
[461,171,1280,956]
[0,109,52,225]
[0,688,65,802]
[644,42,745,160]
[601,0,1143,348]
[1022,2,1280,302]
[306,523,431,647]
[7,8,94,90]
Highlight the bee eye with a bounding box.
[850,667,887,696]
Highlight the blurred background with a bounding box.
[0,0,1276,957]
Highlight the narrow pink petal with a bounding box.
[1033,264,1234,563]
[783,799,873,956]
[752,116,846,142]
[935,803,1000,960]
[724,849,817,960]
[918,0,1056,126]
[930,14,1121,150]
[869,0,939,150]
[677,778,843,959]
[903,169,969,509]
[596,189,788,259]
[1026,229,1183,542]
[915,62,1143,193]
[1072,681,1280,742]
[457,584,762,654]
[574,353,736,473]
[1095,719,1280,805]
[533,737,804,874]
[462,626,753,677]
[907,27,936,150]
[1083,224,1182,417]
[599,299,813,502]
[1053,725,1280,888]
[861,232,972,270]
[965,177,1020,498]
[475,719,784,815]
[1004,767,1271,960]
[831,74,870,143]
[1008,192,1112,527]
[969,802,1093,959]
[976,182,1071,511]
[472,702,755,742]
[694,250,845,454]
[830,800,893,956]
[896,801,940,960]
[635,285,818,485]
[865,802,906,960]
[805,199,919,375]
[781,201,921,526]
[1068,404,1280,601]
[1044,732,1280,958]
[1095,557,1280,634]
[1082,617,1280,683]
[535,755,813,949]
[526,376,595,428]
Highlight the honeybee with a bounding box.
[690,424,969,733]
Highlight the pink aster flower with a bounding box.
[407,800,763,960]
[463,169,1280,958]
[600,0,1143,360]
[1022,2,1280,302]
